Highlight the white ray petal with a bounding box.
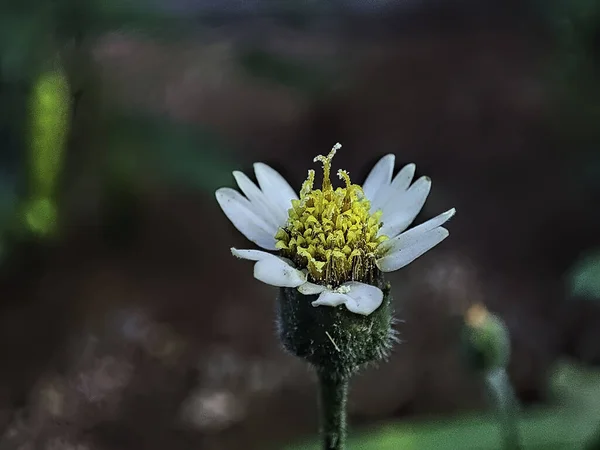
[340,282,384,315]
[370,163,416,212]
[233,171,286,228]
[376,227,449,272]
[231,248,304,287]
[311,290,349,308]
[216,188,278,249]
[253,255,307,287]
[362,154,395,204]
[254,163,298,221]
[311,282,384,316]
[378,176,431,239]
[231,248,274,261]
[378,208,455,254]
[298,282,327,295]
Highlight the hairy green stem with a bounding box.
[318,371,348,450]
[485,368,522,450]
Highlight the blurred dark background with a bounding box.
[2,0,600,448]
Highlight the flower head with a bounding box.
[216,143,455,316]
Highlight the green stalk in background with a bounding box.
[486,368,523,450]
[23,60,71,237]
[463,303,522,450]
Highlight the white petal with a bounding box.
[216,188,278,249]
[376,227,449,272]
[254,163,298,221]
[231,247,295,266]
[379,208,455,254]
[311,290,349,308]
[230,248,305,287]
[390,163,416,192]
[378,176,431,238]
[254,255,307,287]
[311,282,384,316]
[233,171,286,228]
[362,154,395,202]
[370,163,415,212]
[298,282,327,295]
[231,248,274,261]
[341,282,384,315]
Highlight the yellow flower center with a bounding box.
[275,144,388,286]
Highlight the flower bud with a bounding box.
[462,303,511,372]
[276,275,395,379]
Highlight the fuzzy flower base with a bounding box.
[277,275,396,379]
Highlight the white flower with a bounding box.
[216,143,455,316]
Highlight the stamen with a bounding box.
[313,143,342,192]
[300,169,315,199]
[276,143,387,286]
[337,169,352,188]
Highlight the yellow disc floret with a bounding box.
[275,144,388,286]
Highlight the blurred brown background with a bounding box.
[1,0,600,448]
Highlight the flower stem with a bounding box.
[485,368,522,450]
[318,371,348,450]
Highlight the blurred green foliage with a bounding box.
[539,0,600,140]
[568,249,600,300]
[0,0,249,252]
[22,64,71,237]
[28,66,71,198]
[238,48,335,95]
[104,113,235,192]
[540,0,600,66]
[289,362,600,450]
